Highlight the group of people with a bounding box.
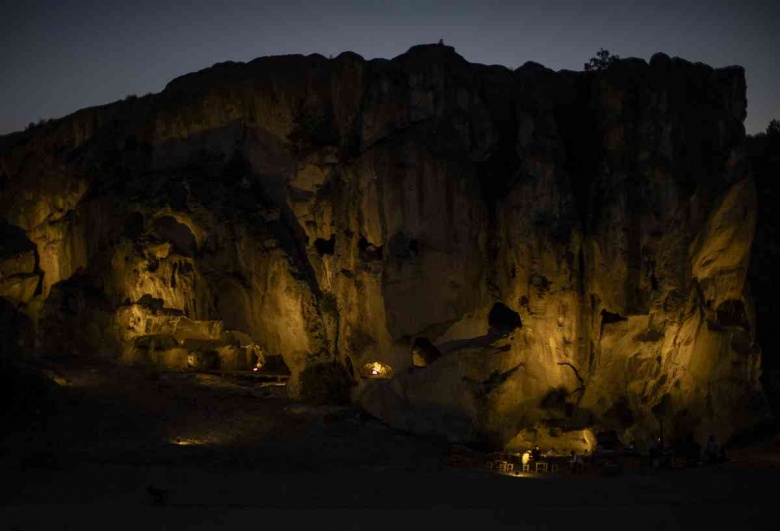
[520,445,586,473]
[648,437,676,468]
[517,433,726,474]
[703,435,727,464]
[650,434,726,468]
[693,434,727,465]
[520,445,542,467]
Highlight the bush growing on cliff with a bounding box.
[299,362,351,405]
[768,119,780,137]
[25,118,50,131]
[288,108,337,157]
[584,48,620,72]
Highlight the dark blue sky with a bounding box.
[1,0,778,135]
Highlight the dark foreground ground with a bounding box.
[1,359,777,530]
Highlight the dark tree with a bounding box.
[747,120,780,415]
[287,108,337,157]
[768,119,780,137]
[584,48,620,72]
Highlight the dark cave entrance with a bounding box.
[358,237,383,261]
[600,309,627,337]
[388,232,419,260]
[153,216,197,257]
[600,309,627,325]
[314,235,336,256]
[716,300,749,330]
[488,303,522,334]
[411,337,442,367]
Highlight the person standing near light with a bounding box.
[531,445,541,462]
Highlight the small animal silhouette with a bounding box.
[147,485,169,506]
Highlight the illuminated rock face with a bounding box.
[0,46,768,446]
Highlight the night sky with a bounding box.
[1,0,778,136]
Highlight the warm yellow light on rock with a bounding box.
[360,361,394,379]
[169,437,208,446]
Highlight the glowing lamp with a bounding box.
[361,361,395,379]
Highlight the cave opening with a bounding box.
[716,300,749,330]
[137,294,165,313]
[600,309,627,325]
[314,235,336,256]
[599,309,627,337]
[0,219,36,258]
[411,337,442,367]
[388,232,419,260]
[488,302,522,334]
[257,354,291,377]
[187,350,220,371]
[134,334,179,352]
[358,237,383,261]
[153,216,197,257]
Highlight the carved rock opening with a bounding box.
[600,309,627,337]
[388,232,419,260]
[187,350,219,370]
[314,236,336,256]
[600,309,627,325]
[716,299,749,330]
[358,237,383,261]
[153,216,197,257]
[411,337,441,367]
[488,303,522,334]
[0,219,36,260]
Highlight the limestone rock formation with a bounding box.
[0,44,769,448]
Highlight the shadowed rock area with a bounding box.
[0,44,771,450]
[1,360,776,530]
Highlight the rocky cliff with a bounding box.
[0,44,770,449]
